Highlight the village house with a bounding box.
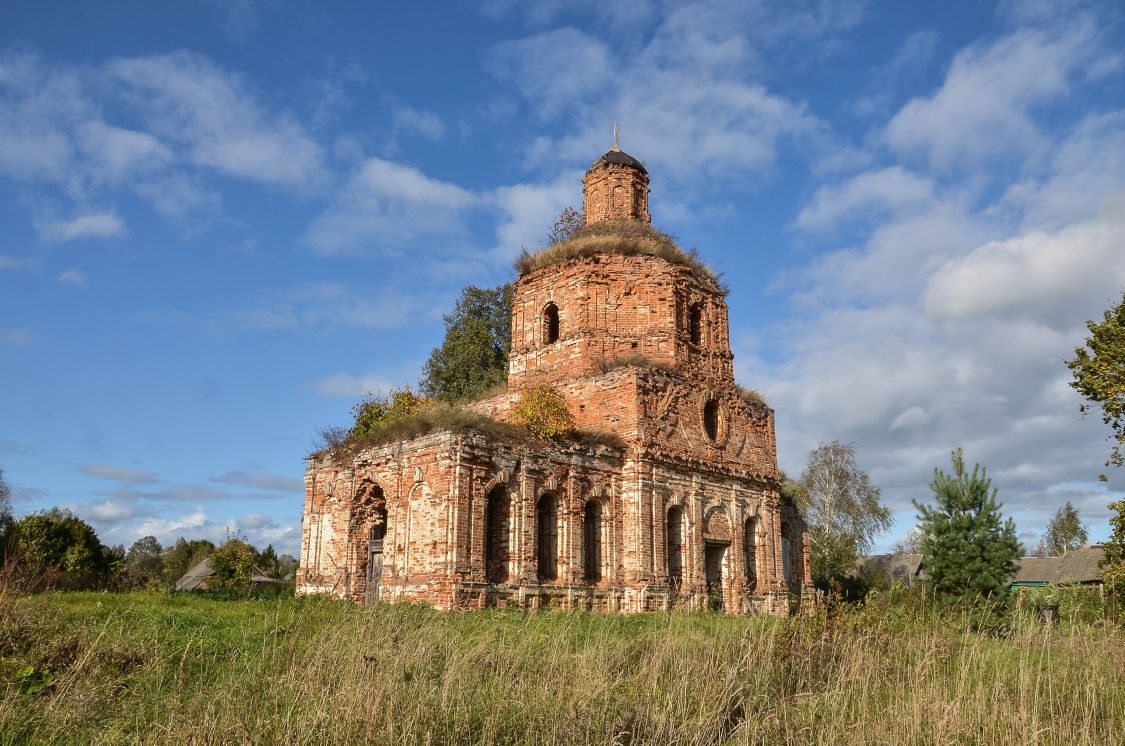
[296,137,813,614]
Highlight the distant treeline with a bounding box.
[0,505,296,592]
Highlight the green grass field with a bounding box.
[1,590,1122,745]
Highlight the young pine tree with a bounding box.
[914,449,1021,602]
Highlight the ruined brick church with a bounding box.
[297,138,812,614]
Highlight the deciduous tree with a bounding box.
[1040,501,1088,557]
[1099,500,1125,600]
[795,442,892,584]
[11,508,112,589]
[125,535,164,588]
[210,537,258,590]
[1066,290,1125,480]
[545,206,584,245]
[914,449,1021,601]
[420,284,513,403]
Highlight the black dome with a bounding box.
[589,148,647,174]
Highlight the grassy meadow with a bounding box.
[0,589,1122,745]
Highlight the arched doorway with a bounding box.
[484,486,511,583]
[583,499,602,583]
[536,493,558,582]
[667,505,684,588]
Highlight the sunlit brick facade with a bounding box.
[297,143,813,614]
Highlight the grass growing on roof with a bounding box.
[515,220,725,292]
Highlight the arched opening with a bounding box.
[583,500,602,583]
[780,521,793,588]
[689,303,703,345]
[352,482,387,604]
[667,505,683,588]
[536,493,558,582]
[743,517,757,591]
[703,399,720,441]
[543,303,560,344]
[484,486,510,583]
[366,505,387,603]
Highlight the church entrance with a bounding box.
[704,541,727,612]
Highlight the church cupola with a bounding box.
[582,126,650,225]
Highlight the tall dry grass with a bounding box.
[0,591,1122,745]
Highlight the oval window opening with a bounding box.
[703,399,720,441]
[543,303,560,344]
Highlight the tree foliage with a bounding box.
[545,206,585,245]
[11,509,112,588]
[914,449,1021,602]
[351,386,430,438]
[420,284,513,403]
[795,442,891,584]
[162,537,215,587]
[510,385,574,439]
[125,535,164,588]
[1066,290,1125,480]
[1040,501,1088,557]
[210,538,258,590]
[1100,499,1125,601]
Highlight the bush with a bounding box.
[352,387,430,438]
[510,385,574,439]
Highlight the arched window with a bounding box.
[536,493,558,582]
[743,517,756,588]
[667,505,683,587]
[689,303,703,345]
[484,486,510,583]
[703,399,720,441]
[543,303,560,344]
[583,500,602,583]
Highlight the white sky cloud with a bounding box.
[79,463,159,484]
[36,211,124,243]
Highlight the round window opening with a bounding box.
[703,399,721,441]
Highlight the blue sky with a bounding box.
[2,0,1124,557]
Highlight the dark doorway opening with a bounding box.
[484,486,510,583]
[704,541,727,612]
[667,506,683,588]
[366,506,387,604]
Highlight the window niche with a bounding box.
[688,302,703,345]
[536,493,558,582]
[703,399,721,441]
[543,302,560,345]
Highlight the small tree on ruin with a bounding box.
[420,284,513,403]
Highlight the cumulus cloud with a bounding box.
[304,158,479,256]
[885,21,1117,170]
[795,166,937,234]
[924,210,1125,325]
[106,51,327,189]
[752,15,1125,549]
[483,2,836,193]
[37,211,125,243]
